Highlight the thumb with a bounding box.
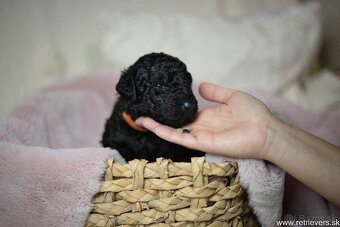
[199,82,238,105]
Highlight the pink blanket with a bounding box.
[0,75,126,227]
[248,89,340,223]
[0,74,339,226]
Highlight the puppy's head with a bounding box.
[117,52,198,128]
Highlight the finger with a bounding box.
[199,82,238,104]
[135,117,174,137]
[136,117,201,150]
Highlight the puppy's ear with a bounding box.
[116,69,136,101]
[135,68,148,93]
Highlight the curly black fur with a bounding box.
[101,53,204,162]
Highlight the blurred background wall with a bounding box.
[1,0,339,117]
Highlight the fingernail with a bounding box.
[135,117,144,125]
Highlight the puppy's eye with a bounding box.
[154,83,165,96]
[155,83,165,89]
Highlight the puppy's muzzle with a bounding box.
[182,101,193,110]
[181,100,195,111]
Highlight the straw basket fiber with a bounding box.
[85,157,258,226]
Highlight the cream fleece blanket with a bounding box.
[0,74,338,226]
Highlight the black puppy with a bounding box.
[102,53,204,162]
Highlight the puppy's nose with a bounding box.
[182,101,193,110]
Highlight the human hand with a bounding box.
[136,82,276,160]
[138,82,340,206]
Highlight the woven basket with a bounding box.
[85,157,258,226]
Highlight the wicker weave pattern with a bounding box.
[85,157,256,226]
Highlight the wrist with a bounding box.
[262,114,293,165]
